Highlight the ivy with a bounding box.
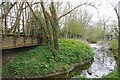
[3,39,94,77]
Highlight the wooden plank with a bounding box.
[25,37,32,46]
[33,38,37,45]
[16,36,24,47]
[2,36,13,48]
[2,35,38,49]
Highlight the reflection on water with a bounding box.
[80,42,116,78]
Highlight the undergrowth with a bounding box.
[3,39,94,77]
[103,70,119,78]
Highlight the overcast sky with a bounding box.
[67,0,120,23]
[1,0,120,24]
[46,0,120,24]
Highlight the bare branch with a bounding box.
[22,2,40,10]
[106,0,119,20]
[106,0,118,8]
[57,2,98,20]
[0,2,17,19]
[26,2,39,21]
[114,8,119,20]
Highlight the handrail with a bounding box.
[1,33,39,37]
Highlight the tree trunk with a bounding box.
[40,2,54,50]
[114,4,120,77]
[4,16,7,34]
[26,2,48,45]
[10,3,24,34]
[22,12,25,34]
[0,2,17,19]
[103,23,106,40]
[49,2,59,51]
[118,16,120,77]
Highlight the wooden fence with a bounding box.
[2,34,41,49]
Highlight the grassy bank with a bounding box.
[109,40,118,60]
[103,71,119,78]
[102,40,118,78]
[102,40,118,60]
[3,39,94,77]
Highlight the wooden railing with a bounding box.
[2,34,40,49]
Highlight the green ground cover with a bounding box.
[103,70,119,78]
[3,39,94,77]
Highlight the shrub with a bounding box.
[109,40,118,60]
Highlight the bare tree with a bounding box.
[40,2,54,52]
[0,2,17,19]
[99,17,110,40]
[10,2,24,34]
[107,0,120,77]
[39,1,97,56]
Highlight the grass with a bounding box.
[3,39,94,77]
[72,75,87,79]
[102,40,119,79]
[102,39,118,60]
[72,71,119,79]
[109,40,118,60]
[103,70,119,78]
[101,40,118,79]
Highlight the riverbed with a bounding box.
[80,42,117,78]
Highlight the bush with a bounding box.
[109,40,118,60]
[85,26,104,43]
[3,39,94,77]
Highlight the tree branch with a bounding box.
[26,2,39,21]
[114,8,119,20]
[57,3,96,20]
[0,2,17,19]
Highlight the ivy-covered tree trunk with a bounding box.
[39,1,90,56]
[38,1,59,58]
[118,14,120,77]
[115,2,120,77]
[49,2,59,51]
[40,2,55,51]
[40,2,59,58]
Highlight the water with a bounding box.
[80,42,117,78]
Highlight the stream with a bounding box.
[80,42,117,78]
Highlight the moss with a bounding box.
[3,39,94,77]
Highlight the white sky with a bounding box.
[44,0,120,24]
[1,0,120,24]
[67,0,120,23]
